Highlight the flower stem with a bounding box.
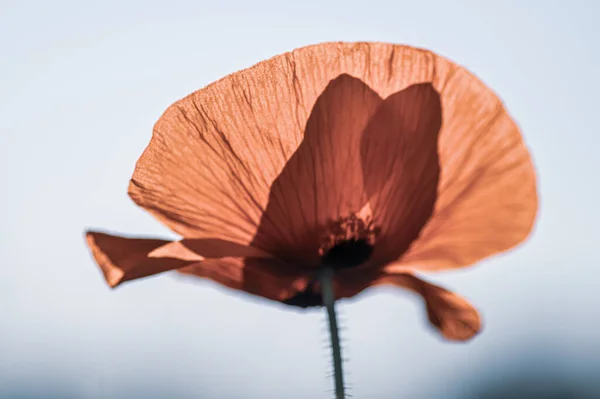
[319,267,345,399]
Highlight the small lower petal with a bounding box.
[375,272,481,341]
[85,231,276,288]
[85,231,191,287]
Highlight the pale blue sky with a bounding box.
[1,1,599,398]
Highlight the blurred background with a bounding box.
[1,1,599,398]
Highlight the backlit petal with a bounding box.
[85,231,274,287]
[86,231,192,287]
[177,257,310,303]
[361,83,442,265]
[127,43,451,248]
[128,41,535,273]
[128,64,304,243]
[375,273,481,341]
[387,69,537,271]
[251,74,382,265]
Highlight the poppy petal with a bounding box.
[128,41,535,273]
[85,231,189,287]
[127,54,319,244]
[126,42,446,250]
[388,70,537,271]
[85,231,274,287]
[250,74,383,265]
[177,257,310,303]
[376,273,481,341]
[360,83,442,265]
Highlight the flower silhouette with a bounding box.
[86,42,537,342]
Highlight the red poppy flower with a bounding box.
[86,42,537,344]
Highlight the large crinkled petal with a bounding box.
[360,83,442,265]
[250,74,382,265]
[85,231,275,288]
[386,69,537,272]
[126,43,445,245]
[375,273,481,341]
[128,41,536,269]
[127,64,306,243]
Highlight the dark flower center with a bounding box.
[318,213,380,270]
[282,213,380,308]
[321,238,374,269]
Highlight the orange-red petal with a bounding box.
[250,74,383,265]
[127,54,313,243]
[128,41,536,274]
[177,257,310,303]
[126,43,453,248]
[375,273,481,341]
[386,69,537,271]
[360,83,442,265]
[85,231,278,288]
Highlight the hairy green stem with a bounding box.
[319,267,344,399]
